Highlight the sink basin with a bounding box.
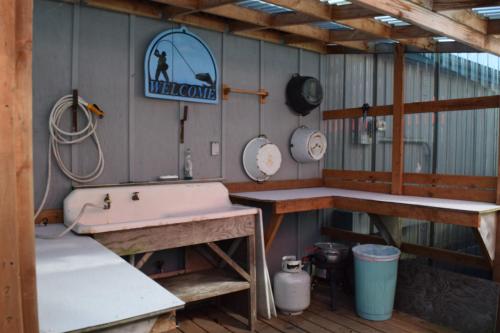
[64,182,258,234]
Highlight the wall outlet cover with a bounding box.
[211,141,220,156]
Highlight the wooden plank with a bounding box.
[264,213,285,253]
[324,196,480,227]
[322,227,491,270]
[324,178,392,194]
[349,0,500,56]
[323,169,392,182]
[497,99,500,204]
[135,252,154,270]
[34,209,63,224]
[15,0,38,331]
[206,242,250,282]
[0,1,24,331]
[403,185,496,203]
[433,0,500,11]
[157,269,250,303]
[176,317,206,333]
[275,197,335,214]
[150,311,176,333]
[494,211,500,281]
[404,173,497,188]
[225,178,323,193]
[94,215,255,256]
[247,235,256,332]
[392,44,405,195]
[306,302,381,333]
[323,95,500,120]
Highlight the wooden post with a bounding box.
[1,0,38,332]
[391,44,405,195]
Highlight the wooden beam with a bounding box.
[206,242,251,282]
[439,9,488,34]
[392,44,405,195]
[0,1,23,329]
[270,12,321,28]
[15,0,38,331]
[349,0,500,56]
[322,227,492,270]
[264,0,438,51]
[323,95,500,120]
[497,95,500,204]
[433,0,500,11]
[225,178,323,193]
[85,0,162,18]
[1,0,39,331]
[264,213,285,253]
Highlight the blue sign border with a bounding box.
[144,26,219,104]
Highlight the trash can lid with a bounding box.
[352,244,401,262]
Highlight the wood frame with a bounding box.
[46,0,500,55]
[94,214,257,332]
[0,0,38,332]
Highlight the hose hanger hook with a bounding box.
[361,103,370,123]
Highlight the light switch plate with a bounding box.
[210,141,220,156]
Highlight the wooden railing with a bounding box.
[323,169,497,203]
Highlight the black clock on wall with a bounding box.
[285,74,323,116]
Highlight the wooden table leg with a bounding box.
[247,234,257,332]
[264,212,284,253]
[493,212,500,332]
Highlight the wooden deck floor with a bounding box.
[172,292,455,333]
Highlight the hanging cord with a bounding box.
[36,203,104,240]
[35,94,105,238]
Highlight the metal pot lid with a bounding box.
[242,136,282,182]
[314,242,349,252]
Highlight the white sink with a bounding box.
[64,182,258,234]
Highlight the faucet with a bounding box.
[103,193,111,210]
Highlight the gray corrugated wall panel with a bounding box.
[343,55,374,171]
[133,18,180,182]
[325,55,345,170]
[299,50,321,179]
[33,1,323,276]
[223,34,261,182]
[33,0,74,209]
[183,27,223,179]
[261,43,299,180]
[77,6,129,185]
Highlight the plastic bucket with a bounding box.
[352,244,401,321]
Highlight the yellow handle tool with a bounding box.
[87,103,105,118]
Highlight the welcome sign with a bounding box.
[144,27,218,104]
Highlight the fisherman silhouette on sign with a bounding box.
[154,49,169,82]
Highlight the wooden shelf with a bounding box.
[222,84,269,104]
[156,269,250,303]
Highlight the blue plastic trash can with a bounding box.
[352,244,401,321]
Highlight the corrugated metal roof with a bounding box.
[319,0,352,5]
[472,6,500,19]
[433,36,455,43]
[314,21,352,30]
[374,15,411,26]
[237,0,292,14]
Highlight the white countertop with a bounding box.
[231,187,500,213]
[36,224,184,333]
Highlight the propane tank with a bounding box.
[273,256,311,315]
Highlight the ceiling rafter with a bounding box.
[349,0,500,56]
[408,0,488,35]
[77,0,500,55]
[153,0,373,51]
[263,0,436,51]
[432,0,500,11]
